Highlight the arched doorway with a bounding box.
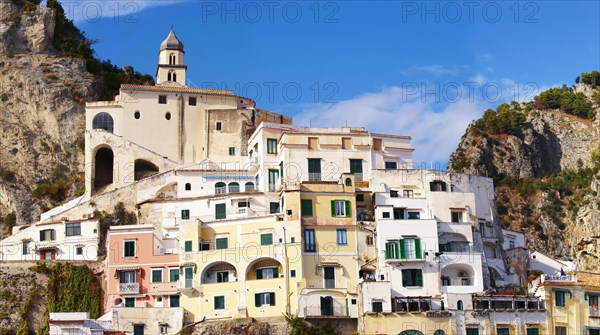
[399,331,424,335]
[94,147,114,190]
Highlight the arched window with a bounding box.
[228,182,240,193]
[92,112,114,133]
[185,183,191,191]
[434,331,446,335]
[215,182,226,194]
[399,331,424,335]
[245,182,255,192]
[345,178,352,186]
[457,300,463,310]
[169,53,176,65]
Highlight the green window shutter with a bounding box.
[399,240,405,259]
[416,270,423,287]
[415,238,422,259]
[255,294,261,307]
[273,267,279,278]
[260,233,272,246]
[385,243,391,259]
[184,241,192,252]
[301,199,313,217]
[269,292,276,306]
[345,200,351,217]
[216,238,228,250]
[401,270,408,287]
[256,269,263,279]
[331,200,336,216]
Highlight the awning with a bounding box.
[449,207,466,210]
[121,294,146,298]
[37,245,58,251]
[147,292,179,296]
[114,266,142,271]
[317,262,342,268]
[361,264,376,271]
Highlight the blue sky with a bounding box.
[60,0,599,166]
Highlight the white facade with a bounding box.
[502,228,526,250]
[0,219,99,262]
[49,312,109,335]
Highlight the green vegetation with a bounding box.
[0,167,16,183]
[534,85,594,119]
[15,290,35,335]
[44,0,154,100]
[32,178,67,202]
[580,71,600,87]
[36,263,102,335]
[285,314,336,335]
[472,102,527,136]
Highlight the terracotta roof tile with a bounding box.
[577,271,600,287]
[121,84,236,96]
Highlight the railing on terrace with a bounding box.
[474,296,545,311]
[304,305,349,317]
[590,306,600,317]
[441,276,474,286]
[117,282,140,294]
[439,242,472,253]
[308,173,321,181]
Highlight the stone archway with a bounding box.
[94,147,114,191]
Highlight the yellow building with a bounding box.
[283,173,360,330]
[536,272,600,335]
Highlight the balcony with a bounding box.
[308,173,322,181]
[304,306,349,318]
[117,282,140,294]
[591,306,600,318]
[353,173,363,182]
[474,296,545,312]
[441,276,474,287]
[540,274,576,283]
[439,241,472,253]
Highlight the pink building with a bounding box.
[106,224,180,310]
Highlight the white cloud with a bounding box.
[54,0,186,22]
[405,64,463,76]
[292,86,483,166]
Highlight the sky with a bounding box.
[56,0,600,166]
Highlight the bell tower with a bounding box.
[156,29,187,86]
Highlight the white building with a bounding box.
[0,218,99,262]
[49,312,110,335]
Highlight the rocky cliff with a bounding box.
[449,80,600,271]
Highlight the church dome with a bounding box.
[160,29,184,52]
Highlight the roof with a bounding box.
[577,271,600,287]
[120,84,236,97]
[160,30,184,51]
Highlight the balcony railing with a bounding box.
[304,306,349,318]
[215,187,227,194]
[439,242,472,253]
[590,306,600,317]
[118,282,140,294]
[308,173,321,181]
[353,173,363,182]
[441,276,473,286]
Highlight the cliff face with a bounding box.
[449,84,600,271]
[0,1,96,228]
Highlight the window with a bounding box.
[385,238,422,259]
[260,233,273,246]
[403,190,413,197]
[215,203,226,220]
[151,269,163,283]
[215,237,228,250]
[160,325,168,334]
[308,159,321,181]
[350,159,363,180]
[290,269,296,278]
[216,121,222,131]
[256,267,278,279]
[184,240,192,252]
[268,169,279,192]
[189,97,197,106]
[228,147,236,156]
[255,292,275,307]
[267,138,277,154]
[342,137,352,149]
[304,229,315,252]
[393,208,404,220]
[170,295,180,308]
[124,240,135,257]
[301,199,313,217]
[324,266,335,288]
[331,200,350,217]
[351,299,357,305]
[554,327,566,335]
[158,95,167,104]
[76,247,83,255]
[238,201,249,208]
[185,183,191,191]
[92,112,114,133]
[214,296,225,310]
[134,111,140,119]
[169,268,179,282]
[356,194,365,202]
[496,327,510,335]
[169,53,176,64]
[451,211,463,223]
[408,211,420,219]
[244,182,255,192]
[401,269,423,287]
[216,271,229,283]
[22,241,29,255]
[181,209,190,220]
[373,138,383,150]
[124,297,135,307]
[555,290,566,307]
[509,240,516,249]
[366,235,374,245]
[228,182,239,193]
[430,181,447,192]
[269,202,280,214]
[382,212,390,219]
[372,301,383,313]
[39,229,55,241]
[589,294,599,307]
[465,328,478,335]
[336,229,348,245]
[200,242,210,251]
[184,267,193,288]
[165,112,171,120]
[385,161,397,169]
[526,328,539,335]
[120,270,135,284]
[215,182,226,194]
